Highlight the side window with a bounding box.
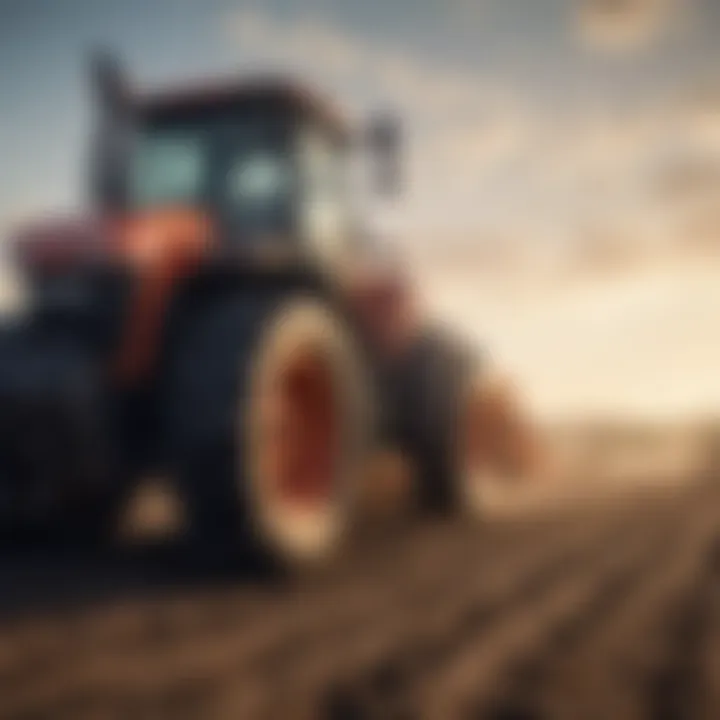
[221,122,295,233]
[223,149,293,233]
[130,132,205,207]
[227,153,291,204]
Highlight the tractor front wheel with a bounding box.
[394,328,537,517]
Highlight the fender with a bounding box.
[112,208,211,384]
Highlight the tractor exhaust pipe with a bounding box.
[87,49,133,212]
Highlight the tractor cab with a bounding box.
[92,56,399,263]
[131,83,350,250]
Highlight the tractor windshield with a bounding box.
[128,112,294,236]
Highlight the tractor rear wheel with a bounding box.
[167,294,374,571]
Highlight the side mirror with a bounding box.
[366,113,402,198]
[88,49,132,211]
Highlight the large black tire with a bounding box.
[165,292,374,570]
[391,327,478,514]
[393,327,536,517]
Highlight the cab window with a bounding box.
[299,129,352,256]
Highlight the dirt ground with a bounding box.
[0,469,719,719]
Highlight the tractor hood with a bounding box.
[12,209,215,385]
[12,216,114,271]
[12,209,212,275]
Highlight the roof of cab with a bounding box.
[135,75,349,141]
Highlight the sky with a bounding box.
[419,253,720,421]
[1,0,720,420]
[1,0,720,240]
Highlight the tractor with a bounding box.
[0,54,537,569]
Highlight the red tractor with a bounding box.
[0,54,538,568]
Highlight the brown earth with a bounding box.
[0,471,719,720]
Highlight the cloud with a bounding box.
[681,90,720,156]
[222,7,530,231]
[575,0,681,53]
[223,8,508,119]
[650,92,720,206]
[226,9,365,80]
[221,7,720,254]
